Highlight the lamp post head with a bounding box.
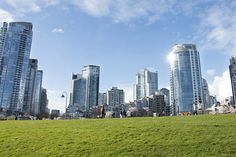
[61,94,65,98]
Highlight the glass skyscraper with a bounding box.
[134,68,158,100]
[68,65,100,114]
[202,78,210,109]
[82,65,100,111]
[229,56,236,108]
[169,44,204,115]
[0,22,33,113]
[32,70,43,116]
[69,73,86,112]
[40,87,49,114]
[0,22,8,73]
[23,59,38,114]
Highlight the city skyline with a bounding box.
[0,22,49,116]
[0,0,235,112]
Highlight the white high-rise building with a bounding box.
[134,68,158,100]
[168,44,204,115]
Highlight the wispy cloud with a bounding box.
[195,2,236,101]
[70,0,179,24]
[196,1,236,55]
[4,0,41,13]
[43,0,60,7]
[208,70,232,101]
[69,0,216,24]
[51,28,64,33]
[0,0,60,18]
[206,69,216,76]
[0,8,14,22]
[71,0,112,17]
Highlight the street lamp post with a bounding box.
[61,91,68,119]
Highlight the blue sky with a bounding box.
[0,0,235,112]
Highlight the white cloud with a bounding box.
[70,0,180,23]
[72,0,112,17]
[1,0,60,17]
[4,0,41,13]
[208,70,232,101]
[51,28,64,33]
[47,89,66,113]
[42,0,60,7]
[197,1,236,55]
[0,8,14,22]
[206,69,216,76]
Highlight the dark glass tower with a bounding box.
[23,59,38,114]
[229,56,236,108]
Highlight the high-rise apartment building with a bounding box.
[68,65,100,114]
[160,88,170,115]
[160,88,170,106]
[23,59,38,114]
[98,92,107,106]
[0,22,33,113]
[107,87,125,111]
[169,44,204,115]
[31,70,43,116]
[82,65,100,111]
[134,68,158,100]
[229,56,236,107]
[202,78,210,109]
[209,95,217,106]
[40,87,49,114]
[69,73,86,112]
[0,22,8,72]
[147,93,165,115]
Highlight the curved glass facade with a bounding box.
[68,65,100,114]
[169,44,204,115]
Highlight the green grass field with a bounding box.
[0,114,236,157]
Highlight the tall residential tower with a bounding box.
[0,22,33,113]
[69,73,86,112]
[107,87,125,111]
[202,78,210,109]
[169,44,204,115]
[134,68,158,100]
[82,65,100,111]
[229,56,236,107]
[68,65,100,114]
[23,59,38,114]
